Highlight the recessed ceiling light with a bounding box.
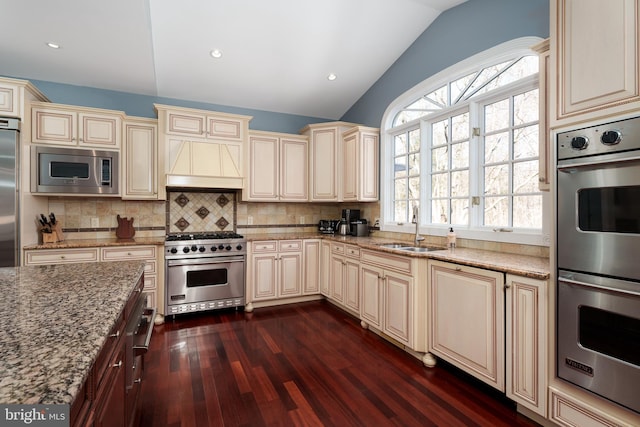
[46,42,61,49]
[327,73,337,81]
[210,49,223,58]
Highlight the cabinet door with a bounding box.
[319,241,331,296]
[428,260,505,391]
[32,107,77,145]
[93,341,126,427]
[123,119,157,199]
[383,271,413,346]
[506,275,547,417]
[79,112,121,148]
[359,131,379,201]
[0,83,18,116]
[206,116,243,141]
[247,134,279,200]
[303,240,320,295]
[360,264,383,329]
[329,254,345,303]
[344,258,360,312]
[166,111,206,137]
[251,253,278,300]
[280,137,308,201]
[342,132,358,201]
[309,128,338,201]
[554,0,640,120]
[279,252,302,297]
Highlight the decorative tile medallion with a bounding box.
[216,194,229,208]
[215,217,229,229]
[174,217,190,231]
[195,206,210,219]
[175,193,189,208]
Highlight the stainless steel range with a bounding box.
[165,232,246,316]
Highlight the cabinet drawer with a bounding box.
[24,248,99,265]
[344,245,360,258]
[94,314,125,391]
[101,246,156,261]
[331,243,345,255]
[143,275,156,291]
[361,249,412,274]
[251,241,277,252]
[279,240,302,252]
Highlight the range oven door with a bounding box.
[166,255,245,312]
[557,270,640,413]
[557,154,640,281]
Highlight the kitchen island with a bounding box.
[0,261,144,415]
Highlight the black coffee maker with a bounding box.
[341,209,360,235]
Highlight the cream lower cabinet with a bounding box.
[248,240,303,303]
[319,240,331,297]
[360,249,426,352]
[505,274,547,417]
[23,245,162,312]
[303,239,321,295]
[328,243,360,314]
[122,117,159,200]
[428,260,505,390]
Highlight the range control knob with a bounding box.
[225,245,232,251]
[210,246,217,252]
[236,244,243,251]
[218,244,225,250]
[182,247,190,253]
[199,246,206,252]
[601,130,621,145]
[570,136,588,150]
[191,245,197,252]
[170,248,178,254]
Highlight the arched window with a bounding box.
[380,37,549,246]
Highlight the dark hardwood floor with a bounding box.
[140,301,539,427]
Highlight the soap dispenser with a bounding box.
[447,227,457,249]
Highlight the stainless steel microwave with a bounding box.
[31,146,119,195]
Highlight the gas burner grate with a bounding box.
[166,232,244,241]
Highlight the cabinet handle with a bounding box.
[113,360,122,369]
[127,252,133,256]
[505,282,511,289]
[455,267,462,271]
[109,330,120,339]
[134,378,142,384]
[60,255,66,259]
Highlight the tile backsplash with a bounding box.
[167,191,236,234]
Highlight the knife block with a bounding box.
[41,222,64,243]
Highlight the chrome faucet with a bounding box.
[412,205,425,246]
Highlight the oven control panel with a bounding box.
[557,115,640,160]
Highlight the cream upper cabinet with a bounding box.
[0,77,48,119]
[428,260,505,391]
[155,104,251,190]
[31,102,123,148]
[505,274,547,417]
[551,0,640,126]
[532,39,550,192]
[342,126,379,201]
[243,131,308,202]
[301,121,355,201]
[0,82,19,116]
[122,117,159,200]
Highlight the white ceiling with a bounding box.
[0,0,466,119]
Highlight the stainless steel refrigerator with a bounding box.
[0,117,20,267]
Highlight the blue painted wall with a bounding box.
[21,78,328,134]
[340,0,550,127]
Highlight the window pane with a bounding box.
[484,196,508,226]
[395,178,407,200]
[408,177,420,200]
[409,129,421,152]
[432,199,449,224]
[513,160,539,193]
[513,125,539,159]
[485,132,509,164]
[514,89,539,125]
[394,156,407,178]
[513,195,542,228]
[484,165,509,195]
[452,141,469,169]
[432,173,448,198]
[485,99,509,132]
[408,153,420,175]
[466,61,512,96]
[451,170,469,197]
[451,72,476,103]
[432,120,449,146]
[451,199,469,225]
[452,112,469,142]
[395,134,407,156]
[394,200,408,223]
[425,85,448,108]
[432,146,448,171]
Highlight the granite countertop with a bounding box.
[23,236,165,250]
[0,261,145,404]
[244,232,550,280]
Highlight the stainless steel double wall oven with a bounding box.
[556,115,640,414]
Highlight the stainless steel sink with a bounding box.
[378,243,408,249]
[378,243,445,252]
